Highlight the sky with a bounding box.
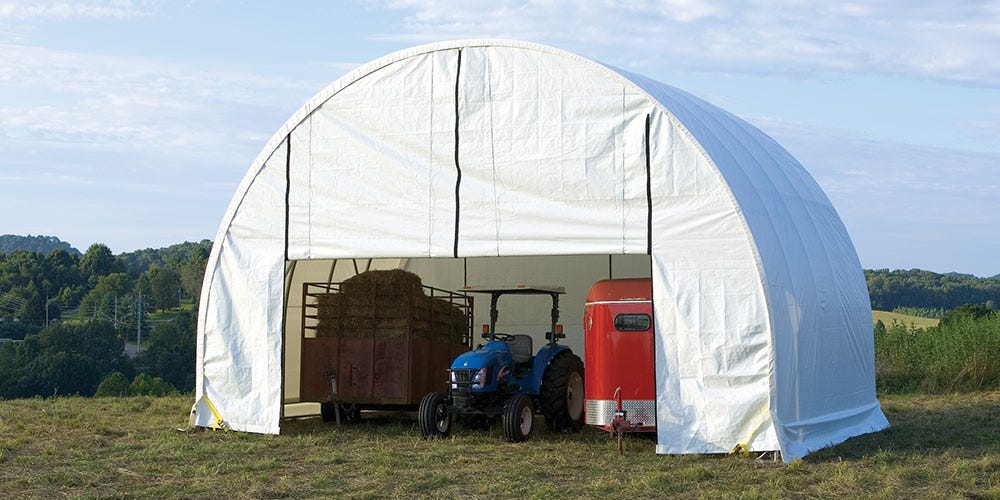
[0,1,997,277]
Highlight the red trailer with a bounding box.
[583,278,656,433]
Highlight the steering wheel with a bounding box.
[490,333,515,342]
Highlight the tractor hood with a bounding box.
[450,340,512,371]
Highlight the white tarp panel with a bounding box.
[623,70,888,456]
[194,39,887,460]
[287,51,458,259]
[193,139,287,434]
[456,47,649,256]
[642,108,777,453]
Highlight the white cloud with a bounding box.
[0,43,324,162]
[369,0,1000,86]
[0,0,155,20]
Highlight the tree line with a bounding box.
[866,268,1000,313]
[0,240,210,329]
[2,236,999,399]
[0,239,211,397]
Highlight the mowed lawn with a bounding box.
[1,392,999,498]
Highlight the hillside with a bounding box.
[0,234,80,255]
[866,268,1000,311]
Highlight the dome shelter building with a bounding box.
[192,40,889,461]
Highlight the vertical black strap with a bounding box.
[453,49,463,258]
[645,114,653,255]
[280,133,292,419]
[284,133,292,262]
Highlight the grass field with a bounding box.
[1,392,999,498]
[873,310,940,330]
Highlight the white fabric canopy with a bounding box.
[193,39,888,460]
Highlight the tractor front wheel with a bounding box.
[502,394,534,442]
[418,392,452,438]
[540,352,585,431]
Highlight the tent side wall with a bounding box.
[622,70,889,458]
[643,109,776,454]
[193,138,288,434]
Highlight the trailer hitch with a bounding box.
[610,386,638,454]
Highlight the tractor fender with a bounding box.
[524,344,572,394]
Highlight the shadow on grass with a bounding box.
[807,392,1000,462]
[279,410,655,446]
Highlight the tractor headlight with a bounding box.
[471,367,490,389]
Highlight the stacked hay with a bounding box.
[411,292,470,344]
[313,270,468,345]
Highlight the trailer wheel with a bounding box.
[502,394,534,442]
[419,392,452,438]
[540,351,585,432]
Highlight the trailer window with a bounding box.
[614,313,650,331]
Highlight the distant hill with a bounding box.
[866,268,1000,311]
[0,234,81,255]
[116,240,213,275]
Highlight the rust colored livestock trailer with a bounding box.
[299,272,472,422]
[584,278,656,433]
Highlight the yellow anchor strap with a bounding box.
[730,413,769,457]
[202,395,227,431]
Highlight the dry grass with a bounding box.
[873,310,940,330]
[1,392,998,498]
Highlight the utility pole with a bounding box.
[137,291,142,354]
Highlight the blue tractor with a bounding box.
[418,286,585,442]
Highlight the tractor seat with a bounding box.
[507,334,533,364]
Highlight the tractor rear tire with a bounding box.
[540,351,585,432]
[502,394,534,443]
[418,392,452,438]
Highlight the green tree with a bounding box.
[15,281,45,324]
[179,252,208,300]
[94,371,130,397]
[141,310,196,391]
[129,373,176,396]
[78,273,133,320]
[940,303,996,327]
[25,350,103,396]
[80,243,121,285]
[0,321,127,397]
[148,267,181,311]
[43,249,81,289]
